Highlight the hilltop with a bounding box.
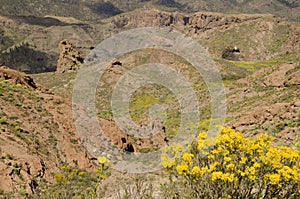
[0,0,299,21]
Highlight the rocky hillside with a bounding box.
[0,0,299,21]
[0,9,299,73]
[0,67,94,198]
[111,9,300,60]
[2,52,299,198]
[176,0,300,21]
[0,3,299,198]
[32,48,300,148]
[227,62,300,146]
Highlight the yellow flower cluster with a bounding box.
[211,171,234,182]
[161,143,184,169]
[176,163,189,175]
[97,156,110,164]
[182,152,194,162]
[264,173,281,185]
[191,166,208,180]
[161,154,176,169]
[191,166,201,175]
[197,132,207,150]
[161,126,300,198]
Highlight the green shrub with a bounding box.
[18,189,27,196]
[0,116,7,124]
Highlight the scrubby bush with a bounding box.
[161,127,300,199]
[35,157,111,199]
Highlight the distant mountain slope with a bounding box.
[177,0,300,20]
[0,9,299,73]
[0,0,299,21]
[111,9,300,60]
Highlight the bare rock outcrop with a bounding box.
[110,10,300,61]
[229,101,299,144]
[98,118,167,154]
[111,9,263,30]
[0,66,37,89]
[112,9,184,28]
[56,39,84,73]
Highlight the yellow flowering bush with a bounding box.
[35,162,111,198]
[161,127,300,198]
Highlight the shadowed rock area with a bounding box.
[0,42,56,74]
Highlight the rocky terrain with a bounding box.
[0,1,299,198]
[0,0,299,21]
[56,39,84,73]
[0,67,96,198]
[0,67,37,89]
[0,8,299,74]
[227,62,300,145]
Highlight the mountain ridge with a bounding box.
[0,0,299,21]
[0,9,299,73]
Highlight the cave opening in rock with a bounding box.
[125,144,135,153]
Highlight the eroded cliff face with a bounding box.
[111,9,300,60]
[111,10,268,31]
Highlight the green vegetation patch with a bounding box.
[35,164,110,199]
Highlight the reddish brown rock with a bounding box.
[0,66,37,89]
[56,39,83,73]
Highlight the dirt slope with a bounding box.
[0,67,93,198]
[226,62,300,146]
